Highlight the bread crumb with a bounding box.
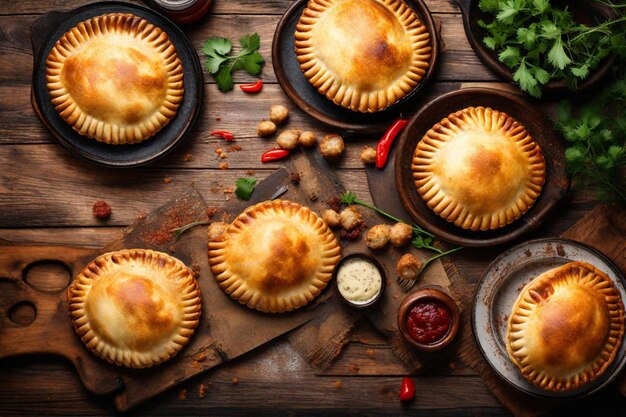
[198,383,206,399]
[219,162,229,170]
[333,380,343,389]
[223,187,234,194]
[182,153,193,162]
[349,364,360,374]
[196,352,208,362]
[178,389,187,400]
[246,170,256,176]
[231,377,240,385]
[366,349,376,358]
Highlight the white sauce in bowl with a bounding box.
[336,257,382,305]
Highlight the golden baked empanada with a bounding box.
[46,13,184,145]
[208,200,341,313]
[295,0,431,112]
[507,261,625,392]
[412,106,545,231]
[68,249,201,368]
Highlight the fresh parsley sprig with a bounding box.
[339,191,464,255]
[203,33,265,92]
[478,0,626,97]
[235,177,258,200]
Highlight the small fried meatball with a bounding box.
[360,146,377,165]
[389,222,413,247]
[269,104,289,125]
[396,253,423,282]
[276,129,301,150]
[207,222,229,242]
[319,134,345,159]
[339,206,362,231]
[365,224,391,250]
[256,120,277,137]
[299,131,318,147]
[323,209,341,228]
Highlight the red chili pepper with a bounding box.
[399,377,415,401]
[211,130,235,141]
[261,149,290,163]
[376,118,408,169]
[240,80,263,93]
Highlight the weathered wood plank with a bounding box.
[0,81,546,145]
[0,0,461,16]
[0,147,372,227]
[0,13,492,85]
[0,360,505,417]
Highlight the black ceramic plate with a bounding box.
[394,88,570,247]
[272,0,439,134]
[30,1,204,168]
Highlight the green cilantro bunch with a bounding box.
[478,0,626,97]
[203,33,265,92]
[555,76,626,203]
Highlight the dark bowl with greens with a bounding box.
[458,0,621,98]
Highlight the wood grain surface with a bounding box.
[0,0,624,416]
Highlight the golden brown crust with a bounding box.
[208,200,342,313]
[295,0,431,112]
[67,249,201,368]
[506,261,625,392]
[411,106,545,231]
[46,13,184,145]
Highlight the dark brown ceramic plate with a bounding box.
[458,0,616,96]
[394,88,570,247]
[30,2,203,168]
[272,0,439,134]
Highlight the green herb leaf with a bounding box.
[498,46,521,67]
[203,37,232,57]
[235,177,258,200]
[513,60,539,95]
[238,51,265,76]
[547,37,571,70]
[215,66,234,92]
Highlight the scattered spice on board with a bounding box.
[309,191,318,201]
[140,203,202,247]
[246,170,256,176]
[228,145,242,153]
[92,200,112,219]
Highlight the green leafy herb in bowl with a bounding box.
[477,0,626,97]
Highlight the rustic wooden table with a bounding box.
[1,0,624,416]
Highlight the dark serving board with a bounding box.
[393,88,570,247]
[30,1,204,168]
[457,0,616,98]
[272,0,439,134]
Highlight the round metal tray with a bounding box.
[473,238,626,399]
[30,1,204,167]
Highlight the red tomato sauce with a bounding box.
[406,299,451,344]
